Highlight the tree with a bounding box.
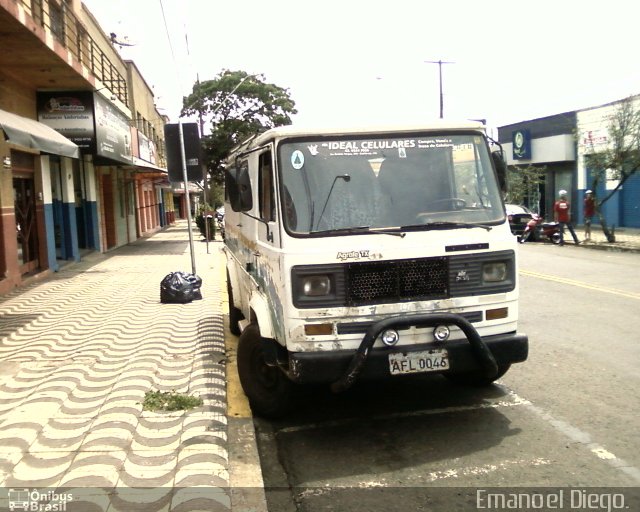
[505,164,546,211]
[181,70,297,188]
[582,95,640,242]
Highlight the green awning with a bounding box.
[0,108,79,159]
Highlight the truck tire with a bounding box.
[444,364,511,387]
[226,272,242,336]
[237,323,293,418]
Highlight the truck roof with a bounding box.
[230,120,487,156]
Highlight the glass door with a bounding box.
[13,176,39,273]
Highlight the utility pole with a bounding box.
[194,73,211,254]
[177,119,197,275]
[425,60,454,119]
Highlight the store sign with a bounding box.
[581,129,608,150]
[37,91,95,150]
[138,131,157,164]
[38,91,133,165]
[93,94,132,164]
[512,129,531,160]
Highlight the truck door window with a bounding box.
[259,152,275,221]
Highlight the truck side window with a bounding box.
[259,152,275,221]
[224,166,234,202]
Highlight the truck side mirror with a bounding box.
[492,151,508,193]
[226,163,253,212]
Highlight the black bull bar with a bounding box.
[330,313,499,393]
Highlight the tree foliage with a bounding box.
[181,70,297,186]
[582,95,640,241]
[505,164,546,211]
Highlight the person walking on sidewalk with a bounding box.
[554,189,580,245]
[583,189,596,241]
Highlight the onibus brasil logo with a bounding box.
[8,489,73,511]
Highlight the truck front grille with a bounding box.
[346,257,448,306]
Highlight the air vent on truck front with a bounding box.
[346,257,448,306]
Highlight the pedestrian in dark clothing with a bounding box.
[554,190,580,245]
[583,190,595,241]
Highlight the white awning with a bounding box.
[0,108,79,159]
[130,156,167,173]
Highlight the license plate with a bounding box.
[388,348,449,375]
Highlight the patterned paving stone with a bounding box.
[0,225,232,511]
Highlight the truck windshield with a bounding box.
[278,132,505,235]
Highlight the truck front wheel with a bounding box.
[444,364,511,387]
[237,323,293,418]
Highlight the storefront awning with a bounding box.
[130,156,167,173]
[0,108,79,159]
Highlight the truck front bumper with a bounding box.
[285,313,528,390]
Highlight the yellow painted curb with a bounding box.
[218,248,252,419]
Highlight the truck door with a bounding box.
[257,150,280,249]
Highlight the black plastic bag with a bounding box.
[160,271,203,303]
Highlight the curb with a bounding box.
[521,240,640,254]
[228,418,269,512]
[577,243,640,254]
[213,240,269,512]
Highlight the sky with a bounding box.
[82,0,640,135]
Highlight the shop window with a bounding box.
[30,0,44,27]
[49,2,65,43]
[76,25,90,64]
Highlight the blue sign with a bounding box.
[512,129,531,160]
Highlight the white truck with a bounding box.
[223,122,528,417]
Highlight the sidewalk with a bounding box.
[0,222,266,512]
[574,225,640,253]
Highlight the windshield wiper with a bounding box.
[314,174,351,230]
[309,226,406,237]
[408,221,493,231]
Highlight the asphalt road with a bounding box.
[251,244,640,512]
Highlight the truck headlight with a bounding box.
[303,275,331,296]
[483,262,507,282]
[292,264,345,308]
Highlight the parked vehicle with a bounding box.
[215,206,225,240]
[505,204,535,239]
[224,122,528,417]
[540,221,562,244]
[520,215,562,244]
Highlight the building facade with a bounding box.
[498,112,577,219]
[576,97,640,228]
[498,97,640,228]
[0,0,178,295]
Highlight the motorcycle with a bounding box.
[520,213,562,244]
[215,208,225,241]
